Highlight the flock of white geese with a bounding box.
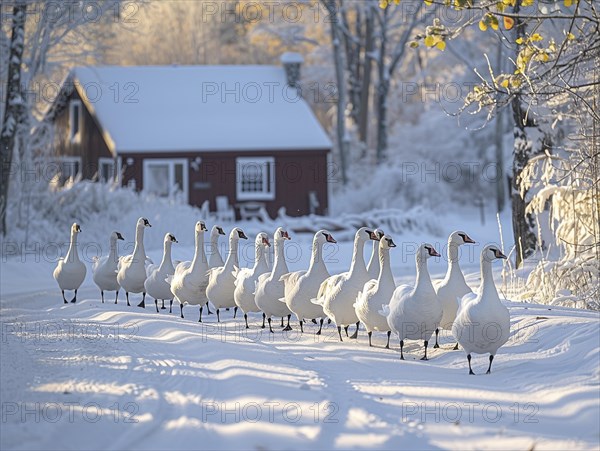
[53,218,511,375]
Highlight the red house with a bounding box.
[46,55,332,218]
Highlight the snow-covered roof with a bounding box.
[70,65,332,153]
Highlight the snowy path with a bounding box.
[2,280,599,450]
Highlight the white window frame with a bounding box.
[142,158,188,203]
[56,156,81,183]
[98,157,116,182]
[69,100,82,143]
[236,157,275,201]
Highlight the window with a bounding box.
[143,159,188,202]
[69,100,82,142]
[99,157,115,182]
[236,157,275,201]
[56,156,81,185]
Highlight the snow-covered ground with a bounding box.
[1,209,599,450]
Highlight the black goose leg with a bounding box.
[198,306,203,322]
[328,318,332,325]
[126,292,130,307]
[453,343,459,350]
[70,289,77,303]
[420,340,429,360]
[486,355,494,374]
[62,290,68,304]
[467,354,474,375]
[169,300,173,313]
[433,328,440,348]
[350,321,360,339]
[233,306,238,318]
[337,326,343,342]
[344,325,349,337]
[268,317,274,333]
[161,299,166,310]
[280,317,284,327]
[299,320,304,333]
[283,314,292,331]
[261,313,266,328]
[368,331,373,347]
[137,293,146,308]
[155,299,159,313]
[216,309,220,323]
[311,319,317,324]
[400,340,405,360]
[180,304,184,319]
[316,318,324,335]
[207,303,213,314]
[114,290,119,304]
[101,290,104,303]
[244,313,249,329]
[386,331,391,349]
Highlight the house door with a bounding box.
[143,159,188,203]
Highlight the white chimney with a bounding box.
[280,52,304,88]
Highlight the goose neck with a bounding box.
[159,241,173,270]
[349,238,366,275]
[224,237,239,269]
[415,253,434,293]
[107,238,118,264]
[191,231,206,269]
[307,240,326,274]
[378,247,394,286]
[272,239,288,276]
[447,243,463,278]
[479,257,499,301]
[133,224,145,259]
[367,240,378,270]
[66,230,80,262]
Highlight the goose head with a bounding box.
[195,221,208,234]
[449,230,475,245]
[211,225,226,238]
[356,227,379,242]
[231,227,248,241]
[482,245,507,262]
[274,227,291,242]
[380,235,397,250]
[374,228,385,241]
[71,223,82,234]
[165,233,178,244]
[137,217,152,229]
[256,232,271,248]
[110,231,124,243]
[314,230,337,246]
[419,243,440,259]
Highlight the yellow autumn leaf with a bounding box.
[436,40,446,51]
[531,33,543,41]
[521,0,534,6]
[516,37,524,44]
[424,0,433,5]
[567,32,575,40]
[564,0,573,6]
[500,79,510,88]
[504,16,514,30]
[424,35,435,47]
[479,20,488,31]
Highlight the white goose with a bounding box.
[145,233,178,313]
[53,223,87,304]
[452,245,510,375]
[313,227,379,341]
[92,231,124,303]
[355,234,396,348]
[117,217,152,308]
[206,227,248,322]
[255,227,293,332]
[434,230,475,349]
[280,230,337,334]
[208,225,226,268]
[384,243,442,360]
[170,221,209,320]
[233,232,271,328]
[366,228,385,280]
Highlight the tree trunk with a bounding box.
[323,0,349,185]
[0,3,26,236]
[495,36,506,213]
[375,6,389,163]
[358,3,374,148]
[511,3,538,267]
